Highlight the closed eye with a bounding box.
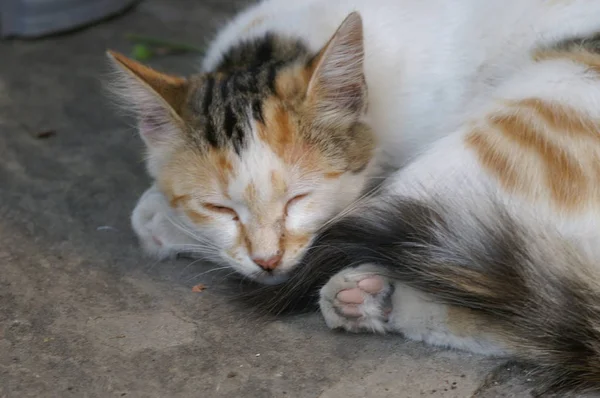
[285,193,309,215]
[202,203,239,221]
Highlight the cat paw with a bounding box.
[319,264,394,333]
[131,185,192,259]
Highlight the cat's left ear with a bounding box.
[306,12,367,128]
[106,50,189,149]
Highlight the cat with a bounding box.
[107,0,600,393]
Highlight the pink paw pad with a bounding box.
[335,276,387,318]
[357,276,384,294]
[337,288,365,304]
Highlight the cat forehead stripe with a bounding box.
[185,33,311,153]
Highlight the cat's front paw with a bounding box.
[131,185,194,259]
[319,264,394,333]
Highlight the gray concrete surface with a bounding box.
[0,1,572,397]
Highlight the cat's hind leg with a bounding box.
[320,264,508,356]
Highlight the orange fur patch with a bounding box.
[258,98,298,160]
[488,111,587,208]
[208,150,235,198]
[283,232,311,252]
[516,98,600,141]
[324,171,344,179]
[169,194,191,209]
[161,180,212,225]
[467,96,599,210]
[237,222,253,253]
[274,66,311,99]
[185,209,211,224]
[270,170,287,196]
[465,129,523,193]
[244,183,259,209]
[257,96,350,178]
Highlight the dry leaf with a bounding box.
[191,284,206,292]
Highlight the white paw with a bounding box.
[131,185,194,259]
[319,264,394,333]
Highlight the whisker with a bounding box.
[165,214,221,251]
[211,269,242,286]
[167,216,207,242]
[178,257,212,277]
[186,265,232,282]
[144,257,164,272]
[318,184,381,231]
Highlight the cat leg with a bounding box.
[319,264,507,356]
[131,184,198,259]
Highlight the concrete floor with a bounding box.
[0,1,577,397]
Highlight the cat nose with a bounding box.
[252,253,283,271]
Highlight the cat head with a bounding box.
[108,13,375,284]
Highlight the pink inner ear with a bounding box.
[138,108,175,145]
[138,115,160,143]
[139,113,162,133]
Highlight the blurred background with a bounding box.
[1,0,139,39]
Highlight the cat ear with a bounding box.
[106,50,189,148]
[306,12,367,128]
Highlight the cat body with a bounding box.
[108,0,600,392]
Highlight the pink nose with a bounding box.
[252,253,283,270]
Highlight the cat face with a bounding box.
[158,117,371,283]
[108,13,374,283]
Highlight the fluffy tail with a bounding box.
[237,196,600,394]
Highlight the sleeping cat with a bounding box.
[108,0,600,393]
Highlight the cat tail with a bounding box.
[237,195,600,394]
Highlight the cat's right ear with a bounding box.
[106,50,189,149]
[305,12,367,129]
